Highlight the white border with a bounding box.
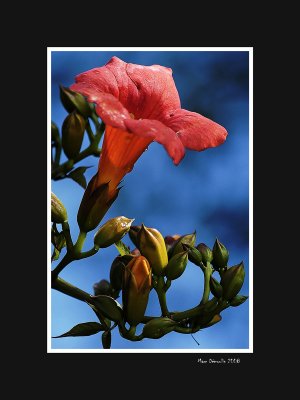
[47,47,253,353]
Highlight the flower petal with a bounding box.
[164,109,228,151]
[124,119,185,165]
[70,56,181,121]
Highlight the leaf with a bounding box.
[230,295,248,307]
[102,331,111,349]
[115,240,131,256]
[67,166,91,189]
[89,295,123,322]
[52,322,104,338]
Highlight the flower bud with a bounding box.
[170,232,196,257]
[209,276,223,298]
[183,244,202,266]
[230,295,248,307]
[51,192,67,223]
[60,85,92,117]
[142,317,177,339]
[77,175,121,232]
[165,251,188,280]
[221,262,245,300]
[94,216,134,248]
[197,243,213,263]
[62,112,86,159]
[110,255,134,291]
[128,225,141,248]
[164,234,181,252]
[93,279,112,296]
[137,224,168,276]
[212,238,229,269]
[122,256,152,326]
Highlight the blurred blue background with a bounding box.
[51,50,249,349]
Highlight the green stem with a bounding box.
[73,231,87,255]
[118,322,143,341]
[200,262,213,305]
[61,221,73,252]
[155,276,169,316]
[51,253,73,280]
[52,276,92,302]
[86,120,95,143]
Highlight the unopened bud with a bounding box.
[164,234,181,252]
[165,251,188,280]
[197,243,213,263]
[128,225,141,248]
[94,216,134,248]
[137,224,168,276]
[93,279,112,296]
[51,192,67,223]
[212,238,229,269]
[122,256,152,326]
[170,232,196,257]
[230,295,248,307]
[221,262,245,300]
[62,112,86,159]
[110,255,134,291]
[142,317,177,339]
[183,244,202,266]
[209,276,223,298]
[60,85,92,117]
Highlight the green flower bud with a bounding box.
[165,251,188,280]
[60,85,92,117]
[51,192,67,223]
[62,111,86,159]
[128,225,141,248]
[93,279,112,296]
[197,243,213,263]
[212,238,229,269]
[230,295,248,307]
[142,317,177,339]
[221,262,245,300]
[183,244,202,266]
[122,256,152,326]
[137,224,168,276]
[170,232,196,257]
[110,255,134,291]
[51,121,59,144]
[94,216,134,248]
[209,276,223,298]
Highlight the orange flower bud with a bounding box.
[122,256,152,326]
[137,224,168,276]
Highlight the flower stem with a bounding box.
[155,276,169,316]
[200,262,213,305]
[52,276,92,302]
[61,221,73,251]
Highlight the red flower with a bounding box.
[71,57,227,186]
[72,57,227,231]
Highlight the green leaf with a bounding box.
[67,166,91,189]
[114,240,131,256]
[102,331,111,349]
[89,295,123,322]
[52,322,104,338]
